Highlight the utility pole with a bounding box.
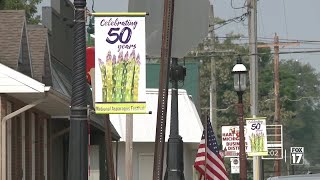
[257,34,300,177]
[153,0,175,179]
[68,0,88,180]
[105,115,115,180]
[125,114,133,180]
[248,0,261,178]
[273,34,281,177]
[208,3,217,134]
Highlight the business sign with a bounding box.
[264,148,282,160]
[262,125,283,160]
[94,14,147,114]
[230,158,240,174]
[246,118,268,156]
[221,126,248,157]
[290,147,304,165]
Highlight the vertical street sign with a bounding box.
[221,126,249,157]
[262,125,283,160]
[94,13,147,114]
[290,147,304,165]
[230,158,240,174]
[246,117,268,156]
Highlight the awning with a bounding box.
[0,62,120,140]
[0,63,69,116]
[0,63,46,93]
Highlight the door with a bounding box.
[138,153,154,180]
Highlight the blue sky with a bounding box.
[37,0,320,71]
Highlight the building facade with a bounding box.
[0,9,120,180]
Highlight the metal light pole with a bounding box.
[232,56,248,180]
[68,0,88,180]
[164,57,186,180]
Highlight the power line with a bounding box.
[216,36,320,43]
[186,50,320,58]
[212,12,249,30]
[201,96,320,112]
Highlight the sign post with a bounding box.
[290,147,304,165]
[93,12,148,180]
[230,158,240,174]
[222,125,283,160]
[245,117,268,156]
[221,126,249,157]
[94,12,147,114]
[262,125,283,160]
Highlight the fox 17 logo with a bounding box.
[290,147,304,165]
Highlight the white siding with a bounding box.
[89,145,100,180]
[138,153,154,180]
[113,142,197,180]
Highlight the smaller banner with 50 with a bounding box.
[246,117,268,156]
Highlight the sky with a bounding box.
[37,0,320,71]
[213,0,320,71]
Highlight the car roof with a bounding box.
[267,173,320,180]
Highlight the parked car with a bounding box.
[267,173,320,180]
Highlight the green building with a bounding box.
[146,62,201,112]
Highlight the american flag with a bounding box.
[194,117,229,180]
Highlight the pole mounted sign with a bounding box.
[262,125,283,160]
[230,158,240,174]
[94,12,147,114]
[245,117,268,156]
[290,147,304,165]
[221,126,249,157]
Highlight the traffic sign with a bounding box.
[230,158,240,174]
[290,147,304,165]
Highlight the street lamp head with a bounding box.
[232,56,248,92]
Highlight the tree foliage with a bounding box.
[188,29,320,176]
[0,0,42,24]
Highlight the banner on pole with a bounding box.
[94,13,147,114]
[221,126,249,157]
[246,117,268,156]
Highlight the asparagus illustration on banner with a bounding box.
[98,58,107,102]
[105,52,114,102]
[121,51,129,102]
[133,53,140,101]
[124,50,135,101]
[98,50,142,103]
[112,53,117,101]
[259,133,264,151]
[249,132,265,153]
[113,51,124,102]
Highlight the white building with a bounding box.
[110,88,203,180]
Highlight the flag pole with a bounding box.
[204,115,209,180]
